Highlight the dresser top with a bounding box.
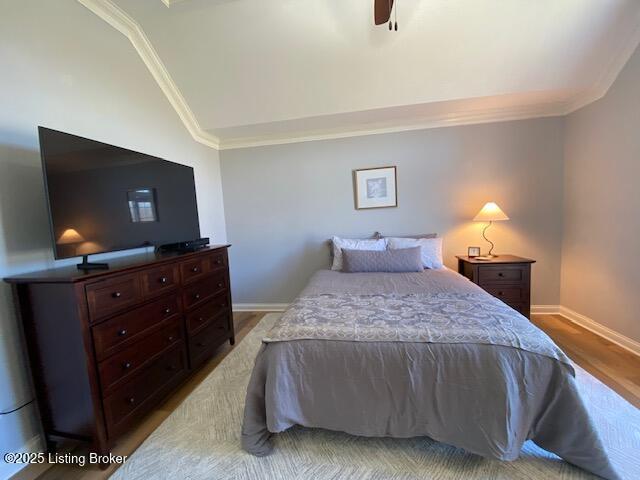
[456,254,535,265]
[4,244,231,284]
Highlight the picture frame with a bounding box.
[353,166,397,210]
[468,246,481,258]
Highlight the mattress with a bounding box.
[241,269,620,480]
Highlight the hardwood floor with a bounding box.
[13,311,640,480]
[531,313,640,408]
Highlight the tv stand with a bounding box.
[4,246,233,461]
[77,255,109,270]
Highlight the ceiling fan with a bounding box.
[374,0,398,31]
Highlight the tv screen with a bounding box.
[38,127,201,260]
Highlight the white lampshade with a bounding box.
[57,228,85,245]
[473,202,509,222]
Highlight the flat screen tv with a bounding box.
[38,127,200,267]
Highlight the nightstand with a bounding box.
[456,255,536,318]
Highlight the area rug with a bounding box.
[111,313,640,480]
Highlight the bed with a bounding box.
[241,268,620,480]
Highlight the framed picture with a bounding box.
[468,246,481,258]
[353,166,397,209]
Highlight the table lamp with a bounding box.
[473,202,509,259]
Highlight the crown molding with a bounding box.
[78,0,220,149]
[78,0,639,152]
[217,100,570,150]
[564,19,640,113]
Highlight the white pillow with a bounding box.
[387,237,443,269]
[331,236,387,271]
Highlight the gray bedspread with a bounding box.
[241,269,620,479]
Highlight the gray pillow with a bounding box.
[342,247,424,273]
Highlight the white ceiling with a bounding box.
[102,0,640,148]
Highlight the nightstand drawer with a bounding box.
[478,265,525,284]
[483,285,524,302]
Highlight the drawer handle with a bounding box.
[164,307,172,314]
[498,291,504,296]
[217,282,224,288]
[112,291,122,298]
[159,276,168,284]
[118,329,127,337]
[498,272,504,277]
[123,362,132,369]
[198,317,205,322]
[215,259,222,265]
[220,303,227,308]
[128,397,136,405]
[191,266,200,273]
[168,336,174,342]
[194,293,201,300]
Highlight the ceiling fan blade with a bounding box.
[374,0,394,25]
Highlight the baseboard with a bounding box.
[558,305,640,357]
[233,303,289,312]
[531,304,561,315]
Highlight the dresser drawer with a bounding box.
[180,256,209,284]
[86,273,142,322]
[98,317,184,394]
[186,292,229,334]
[207,250,227,273]
[478,265,525,284]
[483,285,525,302]
[141,264,179,298]
[103,343,187,438]
[188,314,229,368]
[92,294,180,361]
[182,272,228,311]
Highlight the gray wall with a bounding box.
[562,45,640,343]
[0,2,226,475]
[221,117,565,306]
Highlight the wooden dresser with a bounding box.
[4,245,233,458]
[456,254,535,318]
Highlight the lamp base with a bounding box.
[475,254,499,261]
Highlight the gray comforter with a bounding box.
[241,269,620,479]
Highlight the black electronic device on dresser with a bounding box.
[157,237,211,254]
[5,246,234,460]
[456,255,535,318]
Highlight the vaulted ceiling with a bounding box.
[88,0,640,149]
